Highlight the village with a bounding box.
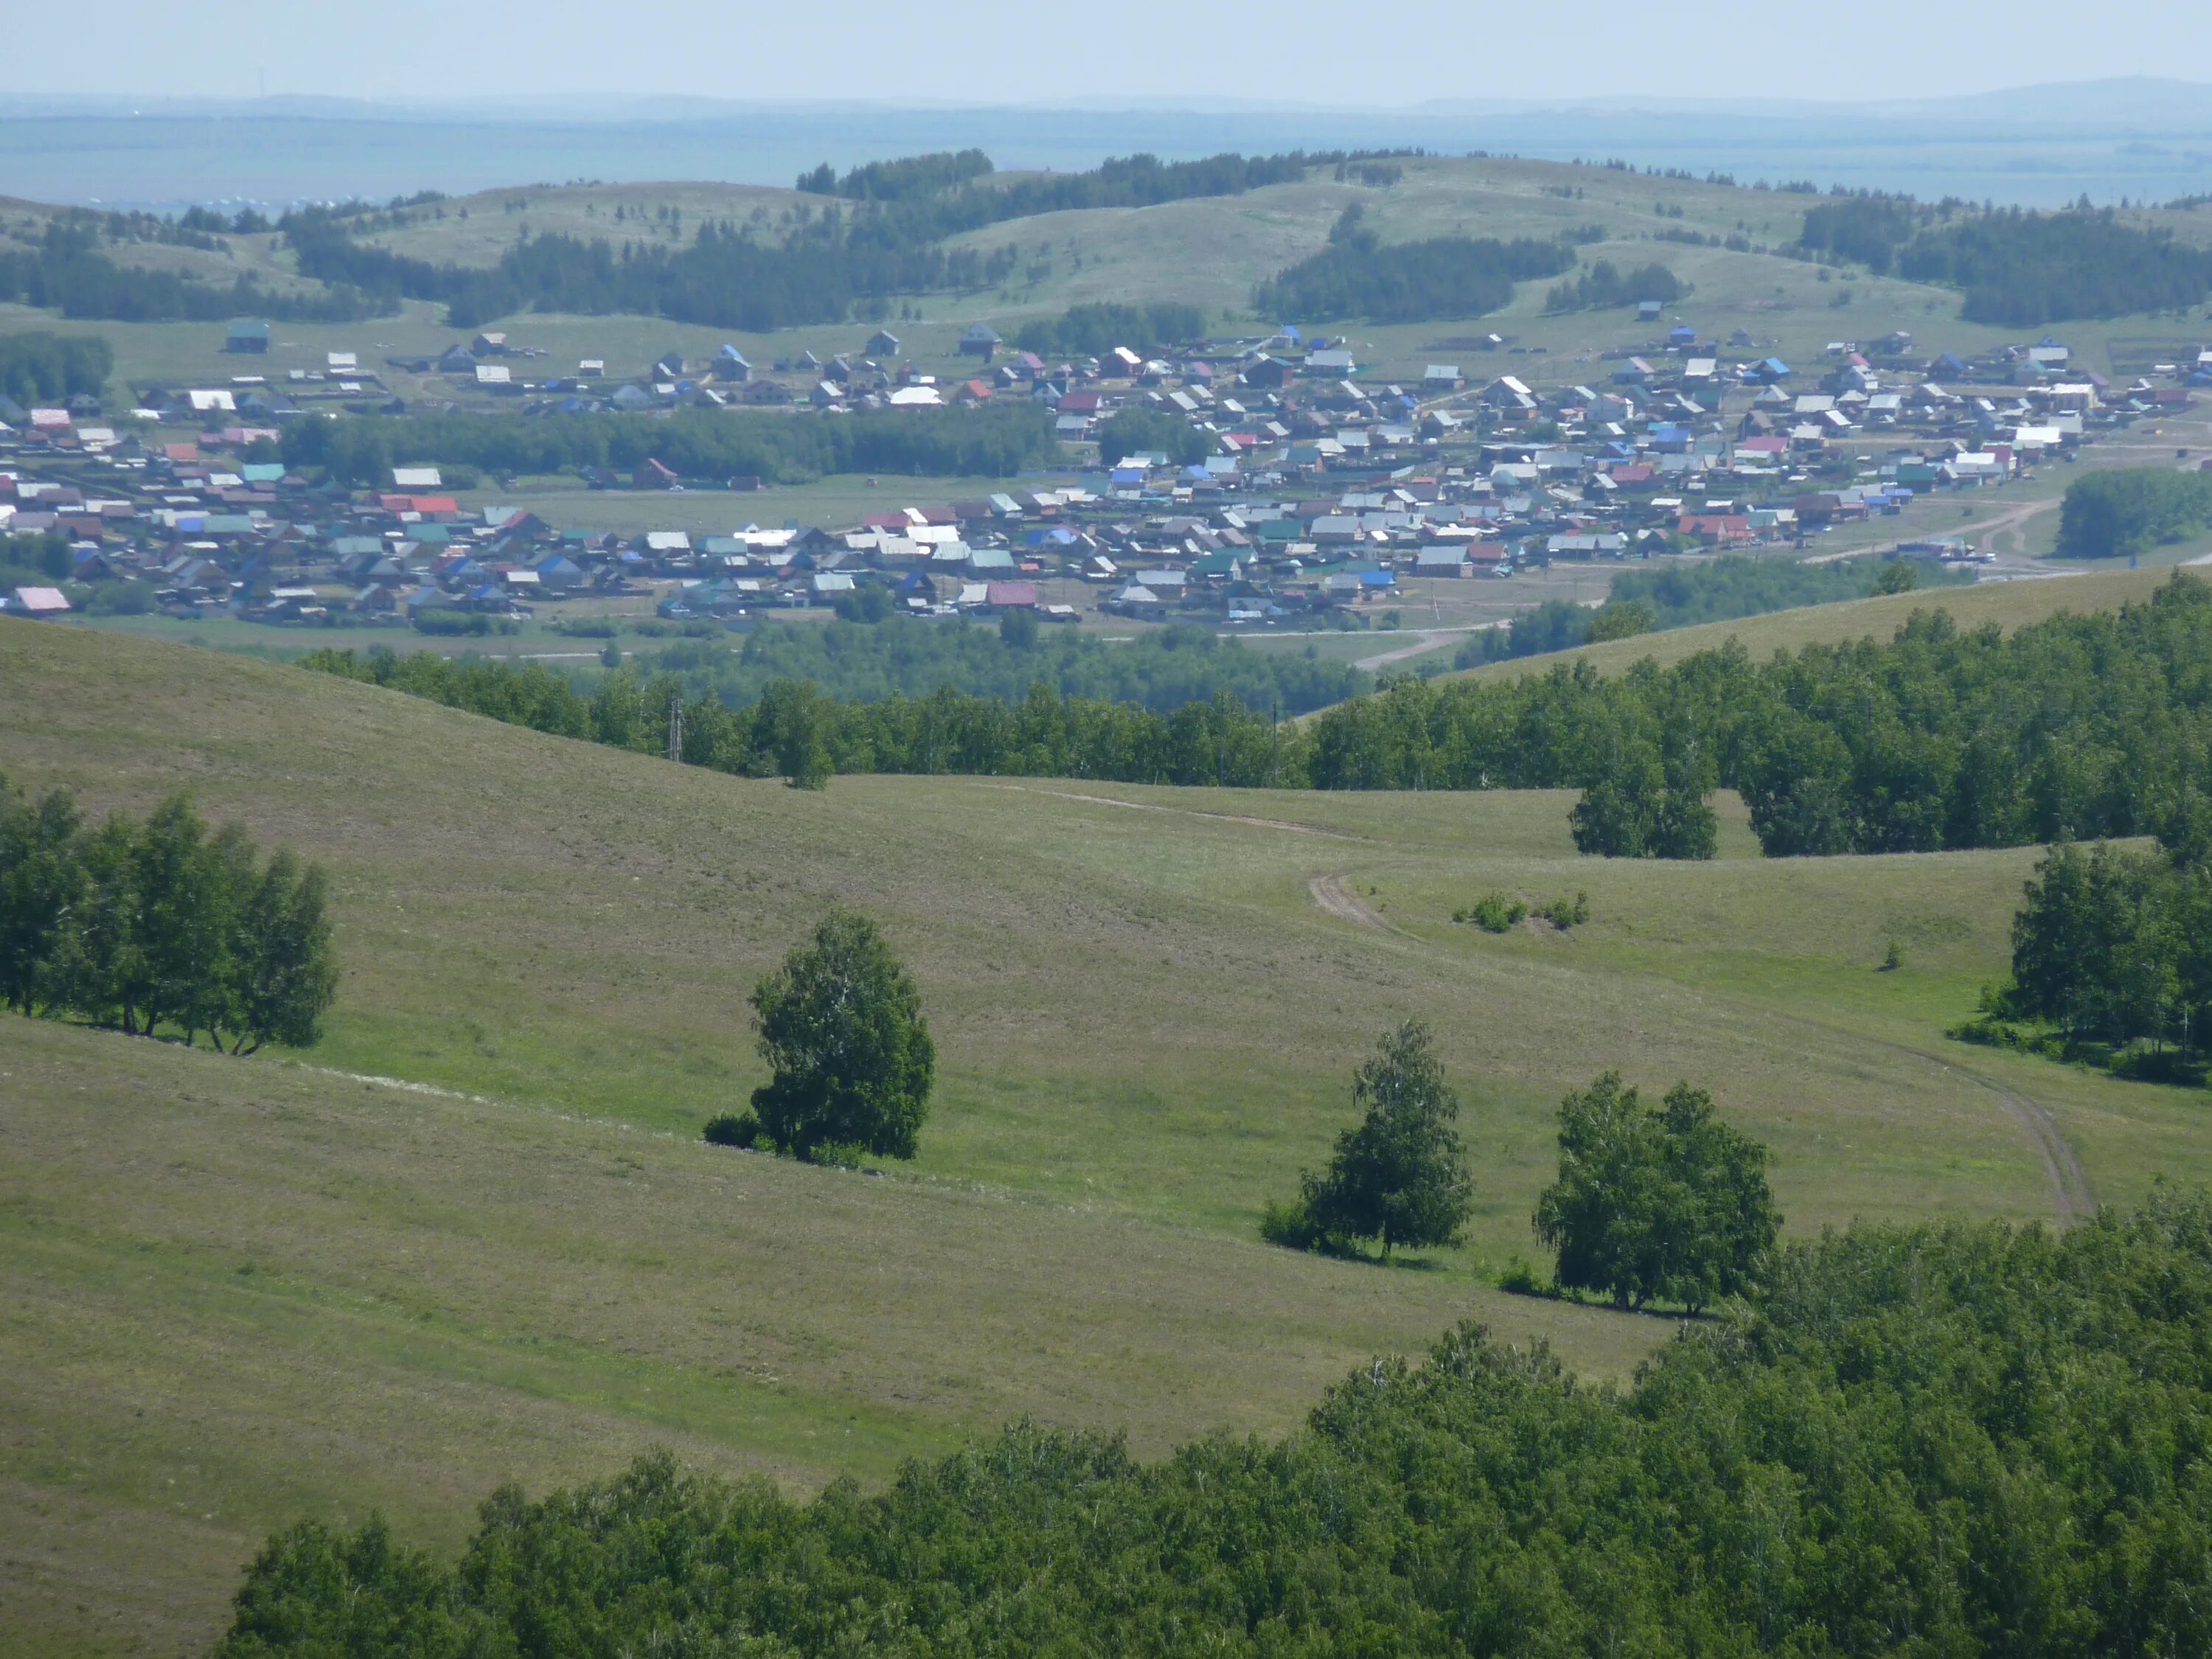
[1,310,2200,629]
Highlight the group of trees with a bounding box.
[0,216,383,323]
[305,575,2212,863]
[1011,300,1206,359]
[708,908,936,1166]
[1543,258,1687,313]
[1795,195,2212,323]
[221,1187,2212,1655]
[2056,467,2212,560]
[1534,1072,1778,1312]
[279,401,1060,487]
[0,780,337,1051]
[1962,833,2212,1074]
[1093,404,1211,466]
[284,149,1391,330]
[1253,206,1581,323]
[1458,554,1955,667]
[1264,1020,1775,1314]
[0,330,112,403]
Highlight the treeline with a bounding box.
[284,150,1385,331]
[2056,467,2212,559]
[301,575,2212,862]
[1012,300,1207,358]
[1323,575,2212,855]
[1093,405,1211,466]
[798,149,995,200]
[1960,835,2212,1079]
[670,616,1364,715]
[0,218,384,324]
[1900,209,2212,324]
[1543,258,1687,313]
[1459,554,1962,666]
[1792,198,2212,323]
[0,780,337,1051]
[278,401,1060,486]
[301,647,1335,788]
[0,330,113,403]
[219,1192,2212,1656]
[1253,205,1579,323]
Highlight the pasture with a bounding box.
[4,608,2212,1651]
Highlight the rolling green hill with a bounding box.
[7,615,2212,1652]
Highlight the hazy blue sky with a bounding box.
[5,1,2207,103]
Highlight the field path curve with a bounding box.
[1309,874,1405,934]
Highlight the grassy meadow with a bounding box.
[7,615,2212,1649]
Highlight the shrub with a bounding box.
[1460,893,1526,933]
[702,1110,759,1148]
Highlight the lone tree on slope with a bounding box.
[746,908,935,1165]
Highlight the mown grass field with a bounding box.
[6,614,2212,1652]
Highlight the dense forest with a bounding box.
[1459,554,1965,665]
[1252,206,1581,324]
[0,217,383,323]
[303,574,2212,860]
[1795,195,2212,323]
[2056,467,2212,560]
[0,330,112,403]
[672,616,1363,714]
[277,402,1060,486]
[218,1193,2212,1656]
[1012,301,1208,359]
[1543,259,1686,313]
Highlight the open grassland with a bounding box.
[6,617,2212,1650]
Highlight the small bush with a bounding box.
[1456,893,1526,933]
[413,611,515,636]
[554,618,621,639]
[1260,1197,1326,1250]
[1542,891,1590,930]
[703,1110,759,1149]
[83,580,154,616]
[808,1140,867,1169]
[1496,1254,1552,1296]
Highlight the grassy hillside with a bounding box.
[1453,566,2182,684]
[7,616,2212,1651]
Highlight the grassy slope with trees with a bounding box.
[8,618,2212,1646]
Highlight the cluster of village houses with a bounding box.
[2,317,2202,625]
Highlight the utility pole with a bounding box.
[667,692,684,762]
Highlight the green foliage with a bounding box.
[1455,892,1526,932]
[1899,207,2212,324]
[0,330,113,403]
[218,1193,2212,1657]
[1543,259,1687,313]
[2057,467,2212,560]
[0,780,335,1049]
[1534,1073,1778,1312]
[307,575,2212,865]
[1254,216,1576,322]
[1290,1020,1474,1261]
[1014,301,1206,358]
[701,1110,759,1148]
[748,909,935,1163]
[410,611,516,637]
[1983,838,2212,1060]
[1871,557,1919,594]
[281,402,1060,487]
[0,215,382,322]
[83,580,155,615]
[1570,734,1718,860]
[813,149,995,201]
[1543,891,1591,930]
[1458,555,1968,667]
[1795,193,1924,273]
[1094,405,1209,467]
[1584,597,1655,641]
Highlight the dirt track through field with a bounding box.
[1301,875,2096,1225]
[992,784,1371,839]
